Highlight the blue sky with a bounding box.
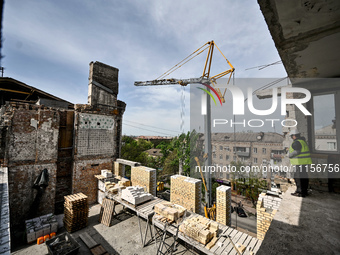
[2,0,287,136]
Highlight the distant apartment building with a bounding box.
[210,132,285,180]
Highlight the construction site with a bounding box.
[1,0,340,254]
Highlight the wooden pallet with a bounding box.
[64,193,89,233]
[99,198,116,227]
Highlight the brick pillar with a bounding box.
[114,161,125,177]
[256,193,281,240]
[216,185,231,226]
[170,175,202,214]
[131,166,156,196]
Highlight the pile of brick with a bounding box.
[64,193,89,233]
[216,185,231,226]
[121,186,153,205]
[25,213,58,243]
[95,174,132,204]
[101,169,112,178]
[179,215,218,245]
[256,192,282,240]
[131,166,156,196]
[154,202,186,221]
[170,175,202,214]
[116,176,131,187]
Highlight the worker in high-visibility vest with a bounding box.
[288,129,312,197]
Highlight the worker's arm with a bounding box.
[288,140,302,158]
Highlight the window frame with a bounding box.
[310,91,340,154]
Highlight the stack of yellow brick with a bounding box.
[179,215,218,245]
[216,185,231,226]
[170,175,202,214]
[114,162,125,177]
[256,193,281,240]
[154,202,186,221]
[131,166,156,196]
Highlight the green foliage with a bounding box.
[121,136,155,167]
[162,149,179,175]
[121,131,203,179]
[229,161,267,208]
[212,182,219,202]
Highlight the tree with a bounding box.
[120,136,154,167]
[162,149,179,175]
[230,161,267,208]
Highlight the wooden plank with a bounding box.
[237,233,248,244]
[90,244,108,255]
[100,198,115,227]
[135,198,158,210]
[241,235,253,249]
[79,232,98,249]
[247,237,258,253]
[253,239,262,254]
[210,227,230,253]
[228,233,248,255]
[221,231,243,255]
[212,227,235,254]
[138,200,159,213]
[229,233,248,255]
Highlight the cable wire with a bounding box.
[124,120,179,133]
[123,123,175,136]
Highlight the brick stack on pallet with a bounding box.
[131,166,156,196]
[256,192,282,240]
[154,201,186,222]
[170,175,202,214]
[64,193,89,233]
[216,185,232,226]
[179,215,218,245]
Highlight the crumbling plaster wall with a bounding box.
[1,103,59,225]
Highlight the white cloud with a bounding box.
[2,0,287,135]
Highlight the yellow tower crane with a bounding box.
[134,41,235,220]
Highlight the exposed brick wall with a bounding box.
[131,166,156,196]
[1,104,60,226]
[0,62,127,227]
[170,175,202,214]
[72,158,113,204]
[114,161,125,176]
[8,106,59,163]
[216,185,231,226]
[8,163,57,225]
[257,193,282,240]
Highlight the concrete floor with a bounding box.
[12,204,200,255]
[258,186,340,255]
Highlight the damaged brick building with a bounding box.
[0,61,126,226]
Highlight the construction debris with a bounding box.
[154,201,186,222]
[63,193,89,233]
[179,215,218,245]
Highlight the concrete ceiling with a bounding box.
[258,0,340,78]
